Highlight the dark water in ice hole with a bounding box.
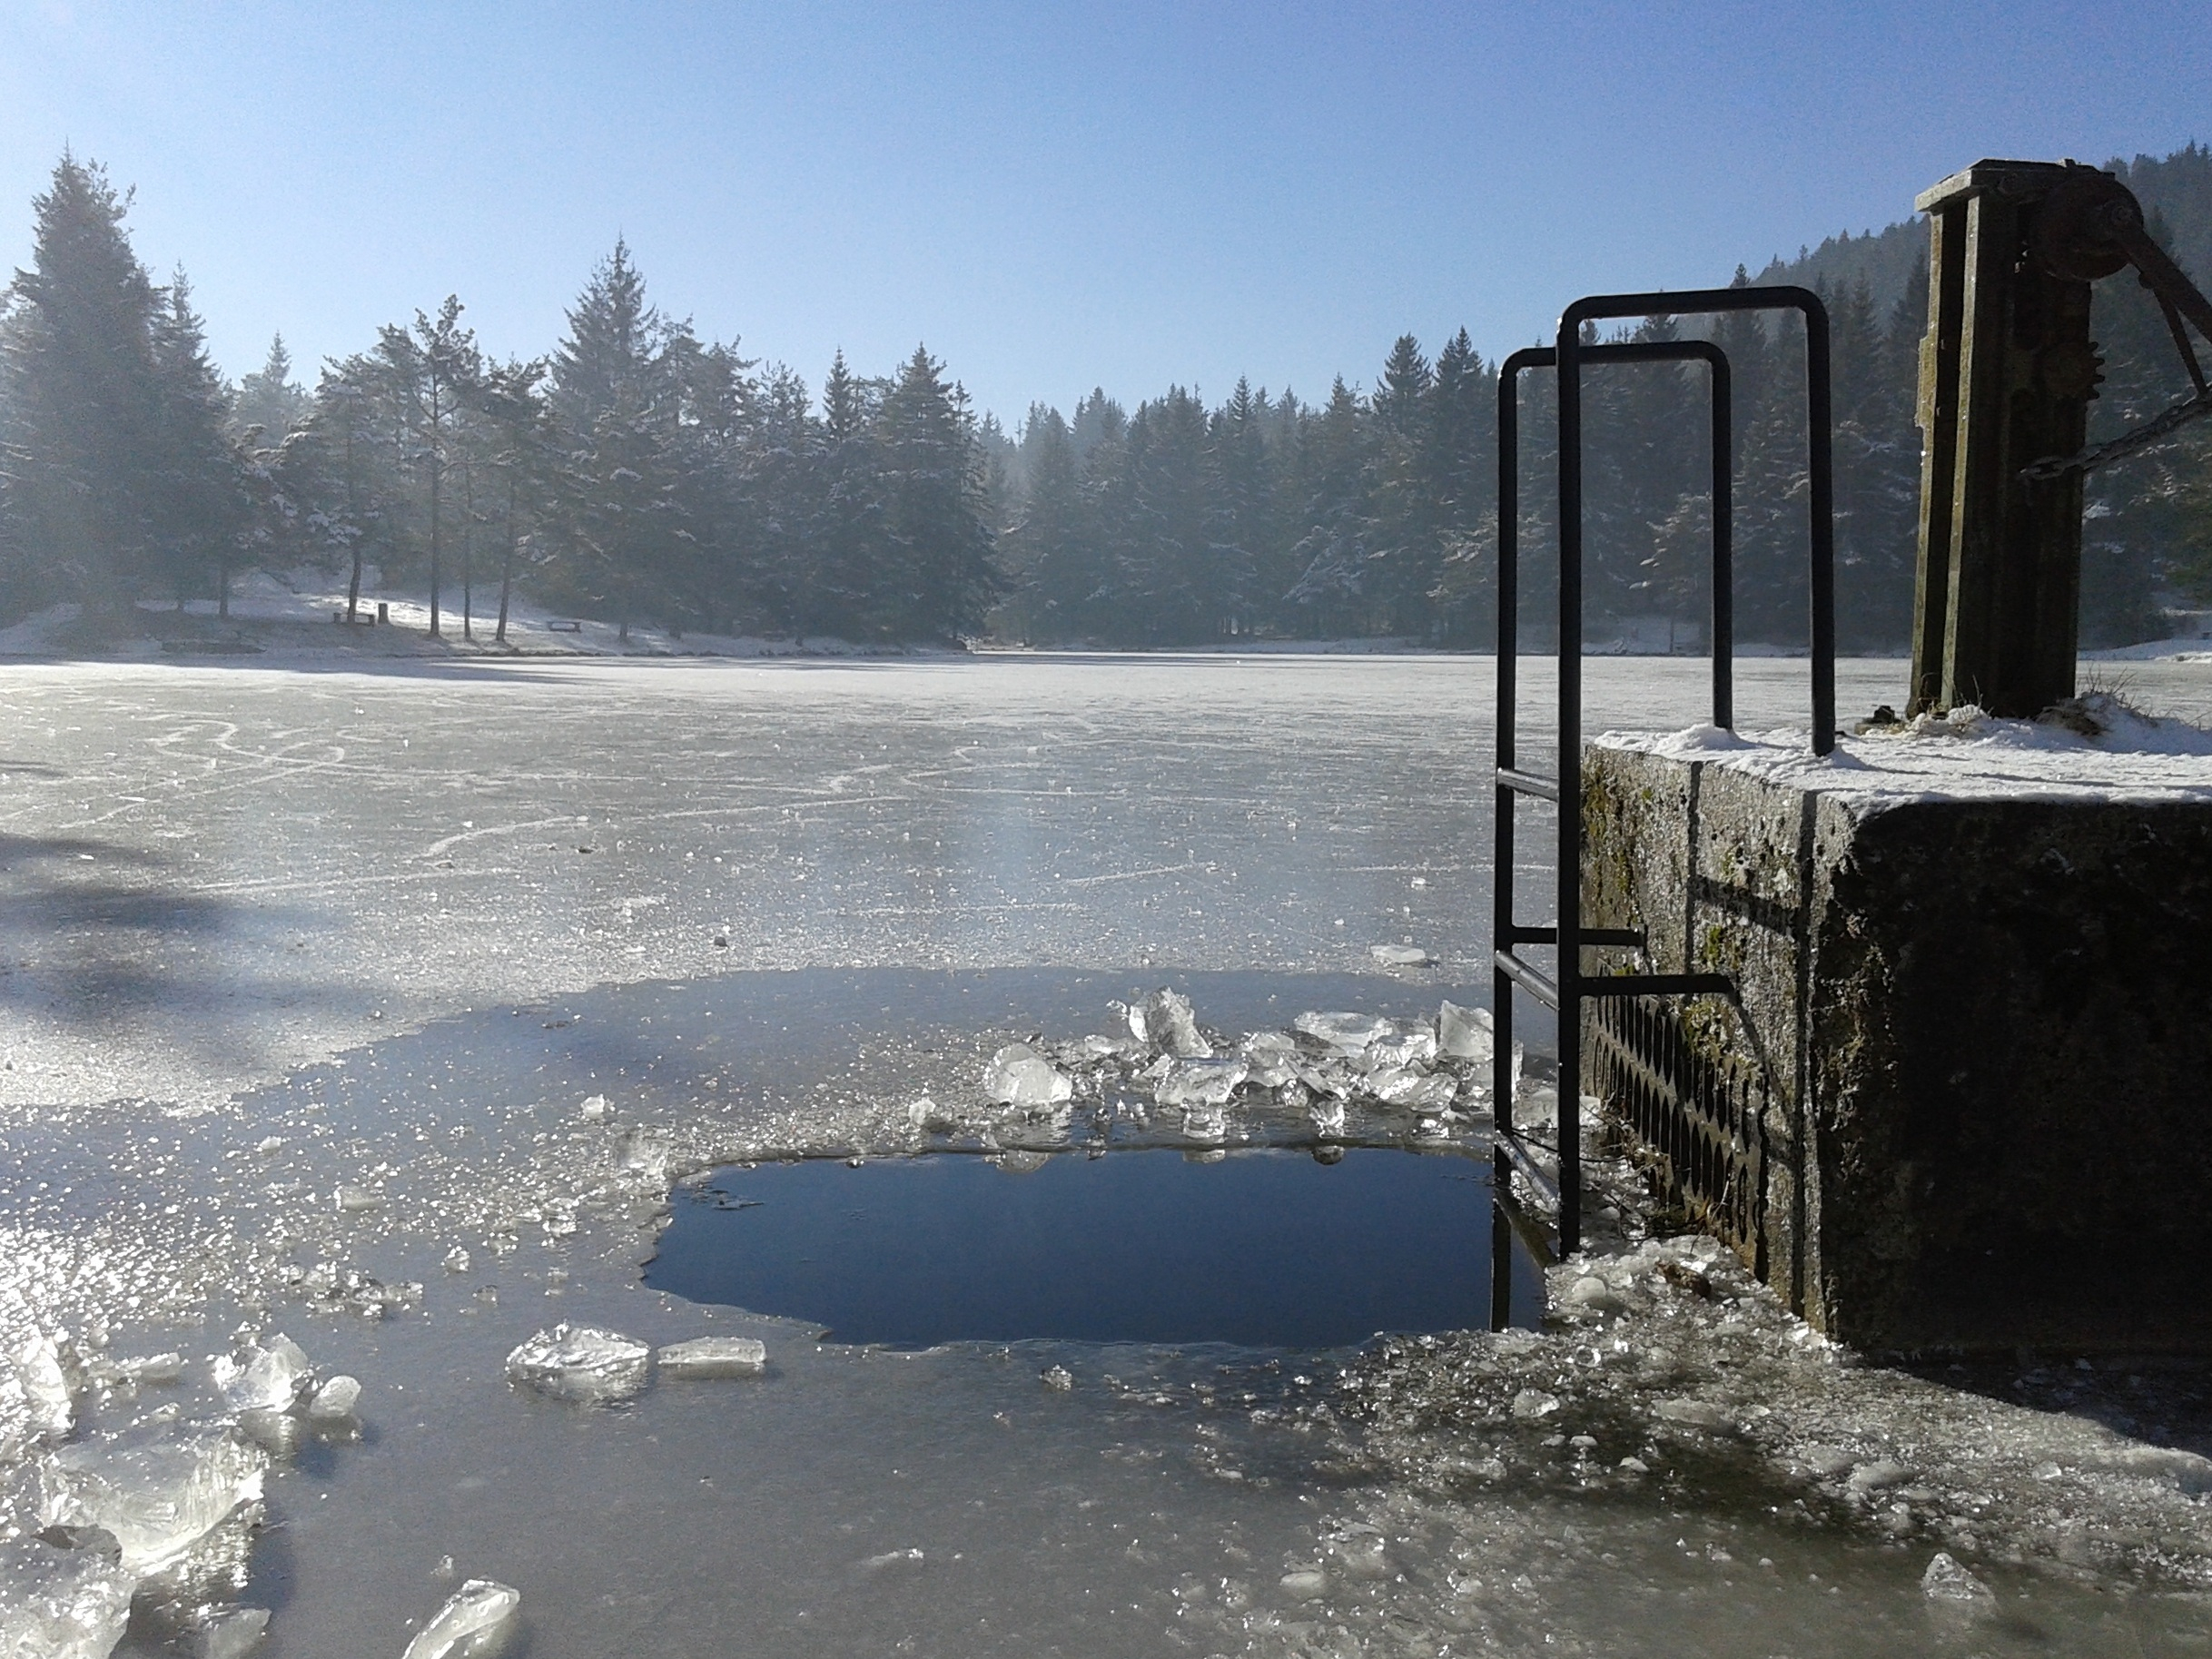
[647,1147,1546,1348]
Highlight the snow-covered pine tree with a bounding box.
[0,153,169,624]
[149,269,251,614]
[548,242,691,641]
[232,334,311,445]
[373,296,480,637]
[872,346,998,642]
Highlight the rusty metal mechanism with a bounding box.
[2020,163,2212,480]
[1908,159,2212,719]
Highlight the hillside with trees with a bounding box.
[2,145,2207,651]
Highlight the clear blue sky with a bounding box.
[2,1,2205,427]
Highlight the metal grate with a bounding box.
[1585,996,1766,1273]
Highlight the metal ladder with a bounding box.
[1489,286,1837,1289]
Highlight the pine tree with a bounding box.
[0,153,167,622]
[474,358,552,644]
[808,349,885,638]
[1285,378,1372,636]
[296,363,382,622]
[1366,335,1437,632]
[872,346,998,640]
[548,242,691,641]
[1001,403,1091,642]
[1205,377,1270,632]
[373,296,480,637]
[149,269,249,614]
[232,334,310,443]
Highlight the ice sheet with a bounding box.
[1,656,2208,1658]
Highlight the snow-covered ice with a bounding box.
[0,653,2208,1656]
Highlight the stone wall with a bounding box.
[1581,742,2212,1353]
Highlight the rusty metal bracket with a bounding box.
[2021,164,2212,481]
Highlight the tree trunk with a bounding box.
[460,460,474,642]
[217,552,230,619]
[496,473,518,645]
[342,417,362,624]
[427,396,443,638]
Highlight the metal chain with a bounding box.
[2020,386,2212,481]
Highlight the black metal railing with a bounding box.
[1490,286,1834,1289]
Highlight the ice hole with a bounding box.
[646,1147,1543,1348]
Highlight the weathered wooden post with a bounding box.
[1910,160,2212,716]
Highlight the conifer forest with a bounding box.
[4,145,2208,652]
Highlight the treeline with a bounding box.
[991,293,1932,650]
[3,147,2207,650]
[0,155,997,644]
[995,146,2212,652]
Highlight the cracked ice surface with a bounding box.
[0,654,1915,1117]
[3,654,2212,1656]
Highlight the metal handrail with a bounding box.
[1490,288,1835,1274]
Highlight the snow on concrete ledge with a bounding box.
[1597,694,2212,812]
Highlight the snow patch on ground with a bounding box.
[1601,693,2212,810]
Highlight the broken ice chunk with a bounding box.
[118,1352,185,1385]
[334,1184,384,1212]
[1368,943,1432,967]
[1363,1030,1437,1072]
[1920,1550,1994,1610]
[614,1128,672,1184]
[9,1331,74,1438]
[39,1426,266,1575]
[1363,1065,1456,1110]
[304,1376,362,1423]
[1238,1031,1299,1086]
[212,1334,311,1412]
[401,1578,520,1659]
[1154,1056,1249,1109]
[1140,989,1213,1057]
[578,1093,608,1120]
[504,1325,650,1402]
[656,1338,766,1378]
[1563,1276,1627,1316]
[236,1408,303,1458]
[1039,1365,1073,1391]
[1846,1459,1914,1494]
[1180,1106,1229,1144]
[1293,1012,1397,1055]
[1436,1001,1492,1061]
[192,1605,272,1658]
[982,1043,1073,1108]
[1653,1397,1733,1431]
[0,1536,135,1659]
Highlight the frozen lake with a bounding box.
[5,651,2212,1657]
